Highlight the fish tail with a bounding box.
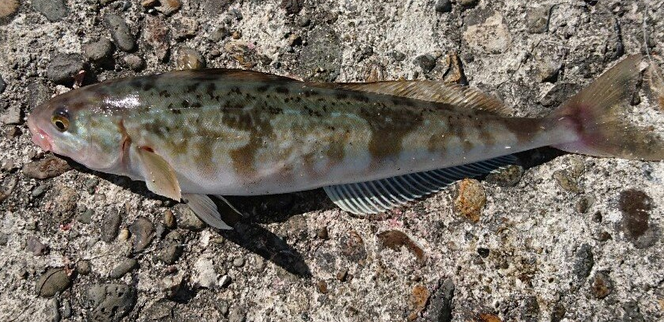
[551,54,664,161]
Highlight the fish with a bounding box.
[27,55,664,229]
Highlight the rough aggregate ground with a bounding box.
[1,0,664,321]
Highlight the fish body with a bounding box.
[27,55,664,228]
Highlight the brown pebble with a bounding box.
[316,280,328,294]
[591,271,613,299]
[377,230,425,263]
[316,226,329,240]
[336,269,348,282]
[22,155,71,179]
[0,0,19,19]
[36,268,71,298]
[454,179,486,222]
[129,217,154,252]
[176,47,205,70]
[164,210,176,229]
[340,230,367,264]
[232,30,242,39]
[408,285,430,320]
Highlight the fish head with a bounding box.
[27,89,124,171]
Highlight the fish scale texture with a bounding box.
[0,0,663,321]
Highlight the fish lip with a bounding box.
[27,116,52,152]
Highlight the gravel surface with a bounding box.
[1,0,663,321]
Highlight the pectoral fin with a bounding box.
[135,146,181,201]
[184,194,233,230]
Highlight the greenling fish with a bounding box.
[27,55,663,229]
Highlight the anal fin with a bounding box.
[324,155,517,216]
[183,194,233,230]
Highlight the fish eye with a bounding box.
[51,109,70,132]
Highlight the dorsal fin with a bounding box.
[337,81,513,115]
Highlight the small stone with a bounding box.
[23,155,71,179]
[123,54,145,71]
[454,179,486,222]
[590,271,613,299]
[622,301,645,322]
[32,0,68,22]
[422,279,454,322]
[163,210,176,229]
[435,0,452,13]
[317,280,328,294]
[61,299,72,318]
[485,165,523,187]
[228,306,246,322]
[210,27,230,42]
[0,105,21,125]
[76,260,91,275]
[477,248,490,258]
[143,16,171,62]
[336,269,348,282]
[232,257,245,267]
[377,230,425,263]
[109,258,138,279]
[143,300,174,321]
[46,53,86,85]
[408,285,430,320]
[219,275,232,288]
[595,231,612,242]
[86,284,137,321]
[0,0,19,19]
[340,230,367,264]
[193,257,217,289]
[0,75,5,94]
[129,217,154,252]
[577,196,594,214]
[0,233,8,246]
[527,6,550,34]
[619,189,654,248]
[553,170,581,193]
[155,0,181,15]
[101,209,122,243]
[573,244,594,282]
[157,243,182,264]
[176,47,205,70]
[118,228,130,241]
[172,17,199,40]
[414,54,436,73]
[175,204,207,231]
[463,13,511,54]
[26,236,49,256]
[36,268,72,298]
[27,81,51,110]
[281,0,304,15]
[459,0,479,8]
[104,14,135,52]
[521,296,541,322]
[82,39,113,63]
[316,226,329,240]
[551,302,566,322]
[537,56,562,83]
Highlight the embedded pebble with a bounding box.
[527,6,550,34]
[619,189,657,249]
[104,14,135,52]
[82,38,113,63]
[26,236,49,256]
[176,204,207,231]
[163,210,176,229]
[0,104,21,125]
[193,257,218,289]
[435,0,452,13]
[30,183,47,197]
[155,0,181,15]
[573,244,594,281]
[143,15,170,62]
[86,284,137,321]
[27,81,51,110]
[0,74,5,94]
[109,258,138,279]
[46,53,86,85]
[591,271,613,299]
[124,54,145,71]
[377,230,425,263]
[421,279,454,321]
[32,0,68,22]
[36,268,72,298]
[76,260,91,275]
[340,230,367,264]
[485,165,524,187]
[454,179,485,222]
[158,243,182,264]
[232,257,245,267]
[414,54,436,73]
[219,275,232,288]
[459,0,479,7]
[463,13,511,54]
[0,0,19,19]
[22,155,71,179]
[129,217,154,252]
[101,209,122,243]
[281,0,304,15]
[176,47,205,70]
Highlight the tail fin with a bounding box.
[551,54,664,161]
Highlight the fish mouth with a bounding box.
[27,116,52,152]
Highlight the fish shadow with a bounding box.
[64,157,318,278]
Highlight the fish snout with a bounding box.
[27,116,52,152]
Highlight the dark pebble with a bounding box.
[316,280,328,294]
[76,260,91,275]
[619,189,656,248]
[316,226,329,240]
[622,301,645,322]
[86,284,137,322]
[109,258,138,279]
[551,302,566,322]
[521,296,540,322]
[485,165,524,187]
[477,247,490,258]
[0,233,8,246]
[36,268,72,298]
[0,74,5,94]
[576,196,593,214]
[421,278,454,322]
[460,0,479,8]
[27,81,50,110]
[158,243,182,265]
[104,14,135,52]
[590,271,613,299]
[32,0,68,22]
[573,243,594,281]
[595,231,612,242]
[129,217,154,252]
[435,0,452,13]
[175,204,207,231]
[82,38,113,63]
[23,155,71,179]
[84,178,99,194]
[26,236,49,256]
[46,53,86,85]
[340,230,367,264]
[389,51,406,62]
[414,54,436,73]
[101,209,122,243]
[280,0,304,15]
